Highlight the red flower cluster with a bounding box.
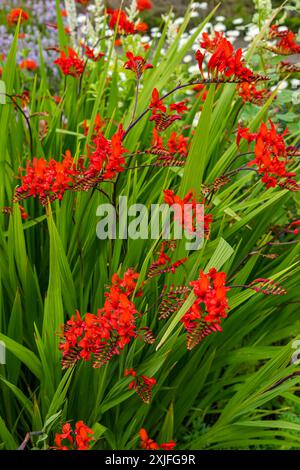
[149,88,182,132]
[237,120,299,190]
[82,114,105,137]
[107,9,147,35]
[139,429,176,450]
[15,126,128,205]
[14,152,80,205]
[59,270,144,369]
[268,25,300,55]
[19,59,37,72]
[124,51,153,79]
[137,0,153,11]
[84,125,127,181]
[83,45,104,62]
[237,82,269,106]
[54,421,94,450]
[181,268,230,349]
[54,48,84,78]
[148,241,187,278]
[151,128,189,161]
[163,189,213,238]
[125,368,156,403]
[7,8,29,26]
[196,32,266,83]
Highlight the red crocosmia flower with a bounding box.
[76,0,90,5]
[107,9,135,35]
[53,95,62,104]
[7,8,29,26]
[59,269,149,368]
[19,59,37,71]
[149,88,167,114]
[137,0,153,11]
[140,428,159,450]
[170,100,188,114]
[54,48,84,78]
[83,45,104,62]
[54,423,74,450]
[139,429,176,450]
[125,368,156,403]
[236,124,257,148]
[181,268,230,349]
[237,82,268,106]
[82,113,105,137]
[83,125,128,183]
[237,120,299,191]
[54,421,94,450]
[163,189,213,238]
[195,49,205,76]
[200,31,224,52]
[124,51,153,79]
[160,442,176,450]
[193,83,208,101]
[135,22,148,32]
[268,25,300,55]
[197,32,267,83]
[14,152,81,205]
[148,240,187,278]
[167,131,189,157]
[75,421,94,450]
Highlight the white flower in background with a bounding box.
[126,0,139,22]
[95,0,104,33]
[174,17,185,26]
[188,65,199,74]
[162,12,178,47]
[64,0,77,46]
[278,80,288,90]
[141,35,151,43]
[191,11,200,18]
[233,18,244,25]
[246,24,260,39]
[292,90,300,105]
[216,16,225,22]
[183,54,193,63]
[198,2,208,9]
[85,17,98,45]
[227,30,240,37]
[252,0,272,25]
[291,78,300,89]
[214,23,226,32]
[87,4,96,13]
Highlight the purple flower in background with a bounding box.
[0,0,65,79]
